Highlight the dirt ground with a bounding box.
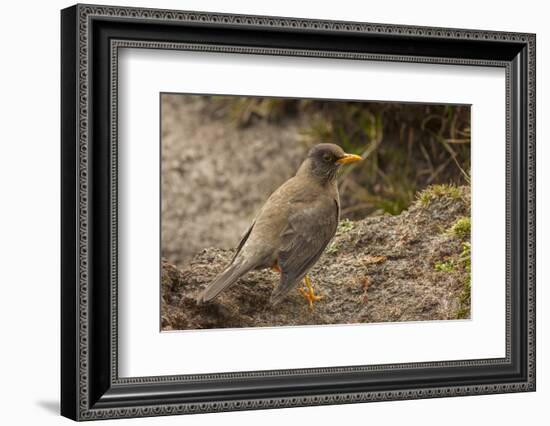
[161,186,471,330]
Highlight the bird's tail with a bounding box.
[196,259,254,303]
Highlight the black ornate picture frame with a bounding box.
[61,3,536,421]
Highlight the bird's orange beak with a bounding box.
[336,153,363,165]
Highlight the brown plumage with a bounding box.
[196,143,363,306]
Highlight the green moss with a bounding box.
[434,259,456,273]
[434,240,471,319]
[337,218,355,234]
[455,242,471,319]
[449,216,471,240]
[325,241,339,255]
[456,284,471,318]
[325,219,356,254]
[417,184,462,206]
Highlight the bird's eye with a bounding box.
[323,154,332,163]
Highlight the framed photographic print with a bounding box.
[61,3,536,421]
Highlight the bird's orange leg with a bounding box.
[271,259,281,274]
[298,275,323,310]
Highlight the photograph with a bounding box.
[160,94,472,330]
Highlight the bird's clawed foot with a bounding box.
[271,260,281,274]
[298,275,323,310]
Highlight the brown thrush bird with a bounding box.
[196,143,363,308]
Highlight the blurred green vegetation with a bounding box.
[434,212,471,319]
[209,96,470,218]
[449,216,471,240]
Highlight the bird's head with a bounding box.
[300,143,363,183]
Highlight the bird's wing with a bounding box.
[230,221,255,264]
[270,197,339,304]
